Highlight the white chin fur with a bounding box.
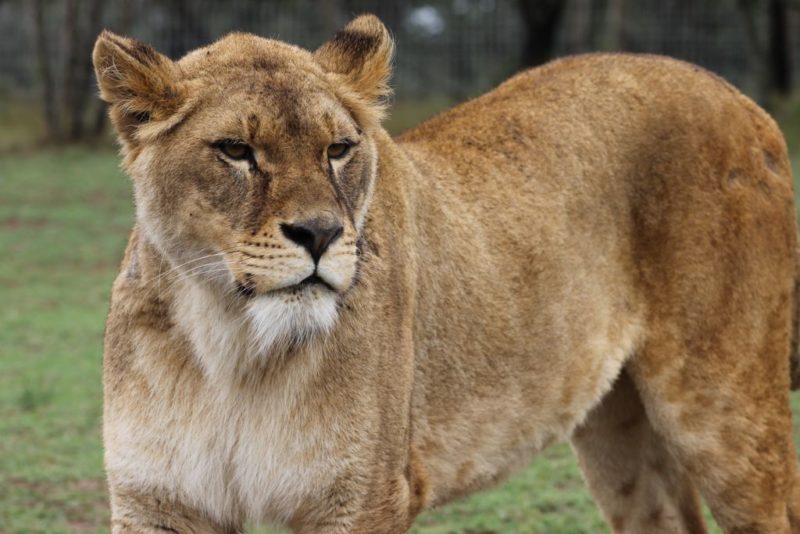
[246,288,339,355]
[175,281,339,382]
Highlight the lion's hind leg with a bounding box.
[627,323,800,533]
[571,370,707,534]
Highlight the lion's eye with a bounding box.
[327,142,351,160]
[216,142,252,161]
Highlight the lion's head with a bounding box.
[93,16,393,352]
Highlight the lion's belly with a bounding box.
[411,230,644,506]
[416,315,641,506]
[104,372,341,526]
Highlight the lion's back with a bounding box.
[396,52,794,274]
[398,52,783,155]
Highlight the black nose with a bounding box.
[281,218,344,263]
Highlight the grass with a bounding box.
[0,97,799,533]
[0,148,128,533]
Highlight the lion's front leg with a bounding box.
[291,470,420,534]
[110,488,239,534]
[292,507,414,534]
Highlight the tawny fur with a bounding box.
[95,15,800,533]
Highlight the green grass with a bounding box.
[0,147,128,532]
[1,100,799,533]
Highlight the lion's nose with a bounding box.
[280,218,343,263]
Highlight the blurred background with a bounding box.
[1,1,800,532]
[3,0,800,143]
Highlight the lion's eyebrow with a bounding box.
[245,113,260,140]
[321,112,337,138]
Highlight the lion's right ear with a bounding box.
[93,31,188,146]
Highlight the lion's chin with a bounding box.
[245,286,339,355]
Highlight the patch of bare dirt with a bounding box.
[0,215,51,230]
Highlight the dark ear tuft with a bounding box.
[92,30,187,147]
[314,15,394,125]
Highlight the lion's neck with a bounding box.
[171,279,331,385]
[172,279,254,380]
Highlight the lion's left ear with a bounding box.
[314,15,394,126]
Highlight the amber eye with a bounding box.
[216,141,252,161]
[327,142,351,160]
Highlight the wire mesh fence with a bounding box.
[0,0,798,136]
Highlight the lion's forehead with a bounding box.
[178,32,320,77]
[184,79,348,149]
[171,35,361,152]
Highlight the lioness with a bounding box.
[94,14,800,533]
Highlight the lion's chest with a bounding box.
[106,376,340,526]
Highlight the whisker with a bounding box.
[162,261,241,287]
[161,266,236,294]
[159,262,229,289]
[149,247,239,288]
[162,248,237,274]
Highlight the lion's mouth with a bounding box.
[235,273,336,299]
[296,274,336,292]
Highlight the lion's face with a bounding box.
[94,19,393,350]
[136,71,375,348]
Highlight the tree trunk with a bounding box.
[517,0,566,68]
[768,0,792,95]
[32,0,60,140]
[736,0,767,99]
[572,0,591,53]
[62,0,82,140]
[604,0,625,50]
[68,0,106,139]
[92,0,134,138]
